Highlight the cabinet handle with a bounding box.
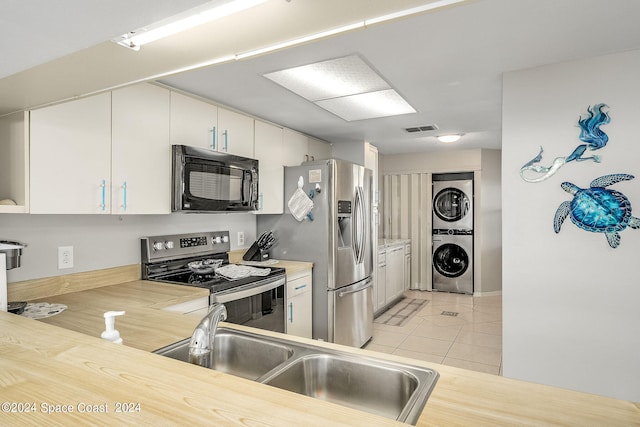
[223,130,228,152]
[259,192,264,210]
[122,181,127,211]
[288,302,293,323]
[99,180,106,211]
[294,284,307,291]
[211,126,217,150]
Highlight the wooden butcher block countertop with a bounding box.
[1,268,638,426]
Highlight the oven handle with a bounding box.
[211,276,285,304]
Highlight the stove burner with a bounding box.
[188,272,219,284]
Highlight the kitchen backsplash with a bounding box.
[0,213,256,282]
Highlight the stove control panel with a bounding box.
[141,231,231,263]
[180,236,208,248]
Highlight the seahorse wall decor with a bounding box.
[519,103,610,183]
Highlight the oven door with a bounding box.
[212,276,285,333]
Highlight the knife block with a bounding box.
[243,241,270,262]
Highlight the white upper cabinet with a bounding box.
[30,93,112,214]
[282,129,331,166]
[170,91,218,150]
[30,83,171,215]
[112,84,171,214]
[282,128,309,166]
[217,107,254,158]
[0,111,29,213]
[169,92,254,158]
[254,120,284,214]
[307,136,332,161]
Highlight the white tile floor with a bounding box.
[365,290,503,375]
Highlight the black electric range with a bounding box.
[141,231,286,296]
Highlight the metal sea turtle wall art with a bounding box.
[554,174,640,248]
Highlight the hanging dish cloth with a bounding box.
[288,176,314,221]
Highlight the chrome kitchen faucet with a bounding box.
[188,303,227,368]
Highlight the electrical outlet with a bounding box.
[58,246,74,269]
[237,231,245,246]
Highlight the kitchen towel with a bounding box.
[21,303,68,319]
[215,264,271,280]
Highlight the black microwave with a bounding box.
[172,145,259,212]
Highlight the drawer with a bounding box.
[287,275,311,297]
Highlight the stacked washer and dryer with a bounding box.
[432,173,474,294]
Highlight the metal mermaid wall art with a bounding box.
[520,103,610,182]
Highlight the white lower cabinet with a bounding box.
[285,270,312,338]
[375,243,406,315]
[375,249,387,313]
[385,245,405,304]
[404,243,411,290]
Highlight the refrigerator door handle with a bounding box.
[338,277,372,297]
[355,186,366,264]
[352,188,360,263]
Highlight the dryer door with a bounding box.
[433,187,470,223]
[432,179,473,230]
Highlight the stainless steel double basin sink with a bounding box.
[154,327,439,424]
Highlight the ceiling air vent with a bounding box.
[404,124,438,133]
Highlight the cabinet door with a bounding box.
[405,254,411,290]
[254,120,284,214]
[112,84,171,214]
[282,128,309,166]
[307,136,331,160]
[385,246,405,303]
[286,274,312,338]
[30,93,111,214]
[217,107,254,158]
[170,91,217,150]
[376,263,386,311]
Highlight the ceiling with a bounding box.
[3,0,640,154]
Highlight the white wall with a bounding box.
[502,49,640,401]
[382,148,481,174]
[478,149,502,294]
[1,214,257,282]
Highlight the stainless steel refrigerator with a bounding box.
[258,159,373,347]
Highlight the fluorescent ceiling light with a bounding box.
[264,55,415,121]
[364,0,468,26]
[437,134,462,143]
[316,90,416,121]
[113,0,267,51]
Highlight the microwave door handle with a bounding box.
[241,170,255,207]
[250,170,258,207]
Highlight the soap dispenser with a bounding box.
[101,311,125,344]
